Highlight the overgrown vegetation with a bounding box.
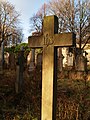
[0,67,90,120]
[57,79,90,120]
[4,43,30,59]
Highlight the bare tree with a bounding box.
[29,3,49,34]
[75,0,90,49]
[7,28,24,46]
[29,0,90,50]
[0,0,23,46]
[29,0,90,70]
[49,0,90,49]
[0,0,23,70]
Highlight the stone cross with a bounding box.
[28,15,76,120]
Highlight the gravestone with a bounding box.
[9,53,16,69]
[57,48,64,71]
[28,15,75,120]
[36,53,42,66]
[27,52,31,66]
[75,54,87,71]
[1,42,4,67]
[0,46,2,72]
[0,42,4,73]
[67,52,73,67]
[15,49,25,93]
[28,49,35,71]
[4,52,9,68]
[0,46,2,61]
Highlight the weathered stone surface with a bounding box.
[0,47,2,73]
[75,54,87,71]
[57,48,63,71]
[0,47,1,61]
[36,53,42,66]
[67,53,74,67]
[28,15,75,120]
[28,16,75,48]
[15,50,25,93]
[28,49,35,71]
[0,42,4,74]
[9,53,16,69]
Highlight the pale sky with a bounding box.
[8,0,49,42]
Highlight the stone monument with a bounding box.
[0,42,4,74]
[15,48,25,93]
[28,49,35,72]
[57,48,64,71]
[28,15,76,120]
[36,53,42,66]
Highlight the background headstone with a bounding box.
[15,50,25,93]
[9,53,16,70]
[28,49,35,72]
[4,52,9,68]
[57,48,63,71]
[67,52,73,67]
[1,42,4,67]
[75,54,87,71]
[0,47,1,60]
[36,53,42,66]
[27,52,31,66]
[0,42,4,73]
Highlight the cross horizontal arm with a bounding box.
[28,36,43,48]
[28,32,76,48]
[53,32,75,47]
